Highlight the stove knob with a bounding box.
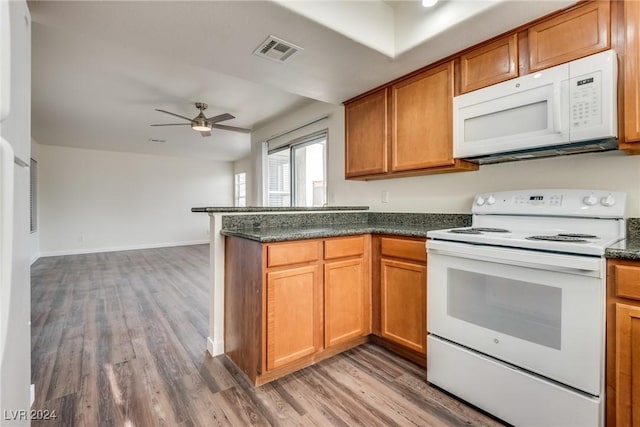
[486,195,496,205]
[476,196,486,206]
[601,195,616,207]
[583,195,598,206]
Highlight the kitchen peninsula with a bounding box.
[191,206,470,383]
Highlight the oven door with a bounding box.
[427,240,604,396]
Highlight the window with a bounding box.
[266,130,326,207]
[30,158,37,233]
[234,172,247,207]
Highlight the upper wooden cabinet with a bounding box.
[344,61,477,180]
[528,1,610,72]
[345,89,389,178]
[460,34,519,94]
[391,62,456,171]
[622,0,640,149]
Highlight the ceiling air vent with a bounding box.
[253,36,303,63]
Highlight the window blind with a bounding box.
[266,115,328,152]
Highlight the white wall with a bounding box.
[233,155,253,206]
[38,144,233,256]
[252,100,640,217]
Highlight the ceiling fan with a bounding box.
[151,102,251,137]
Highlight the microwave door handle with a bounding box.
[553,80,570,134]
[552,82,562,133]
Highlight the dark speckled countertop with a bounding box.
[605,218,640,260]
[219,212,471,242]
[218,211,640,258]
[191,206,369,213]
[222,223,445,242]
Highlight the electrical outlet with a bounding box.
[79,234,85,242]
[381,190,389,203]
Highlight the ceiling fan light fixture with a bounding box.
[191,119,212,132]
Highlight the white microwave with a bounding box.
[453,49,617,164]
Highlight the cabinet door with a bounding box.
[460,34,518,94]
[380,258,426,354]
[391,61,454,172]
[345,89,389,178]
[528,1,610,72]
[623,0,640,146]
[325,258,369,347]
[266,265,322,370]
[614,303,640,427]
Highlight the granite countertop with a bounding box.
[221,223,444,242]
[217,211,640,258]
[218,212,470,242]
[191,206,369,213]
[605,237,640,260]
[605,218,640,260]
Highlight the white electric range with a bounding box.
[426,189,626,427]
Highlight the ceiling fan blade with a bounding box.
[206,112,235,123]
[155,109,194,122]
[212,124,251,134]
[200,131,212,137]
[150,123,190,126]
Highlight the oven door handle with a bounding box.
[427,240,602,275]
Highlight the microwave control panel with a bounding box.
[570,71,601,129]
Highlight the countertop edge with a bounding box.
[220,226,438,242]
[222,227,640,259]
[192,206,370,213]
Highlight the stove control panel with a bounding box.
[472,189,625,218]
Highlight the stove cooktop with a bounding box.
[428,190,626,256]
[429,227,622,256]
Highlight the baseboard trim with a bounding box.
[207,336,224,357]
[39,240,209,257]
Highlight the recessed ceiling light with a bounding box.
[422,0,438,7]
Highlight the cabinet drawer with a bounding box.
[380,237,426,263]
[267,241,320,267]
[324,236,365,260]
[613,264,640,301]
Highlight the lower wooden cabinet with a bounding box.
[380,258,426,354]
[325,257,369,348]
[373,236,427,366]
[225,235,370,385]
[607,259,640,427]
[266,265,322,370]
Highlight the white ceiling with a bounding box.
[29,0,574,162]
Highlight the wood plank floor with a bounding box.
[31,244,505,427]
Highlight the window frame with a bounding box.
[266,129,327,207]
[234,171,247,207]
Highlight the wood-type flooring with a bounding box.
[31,244,504,427]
